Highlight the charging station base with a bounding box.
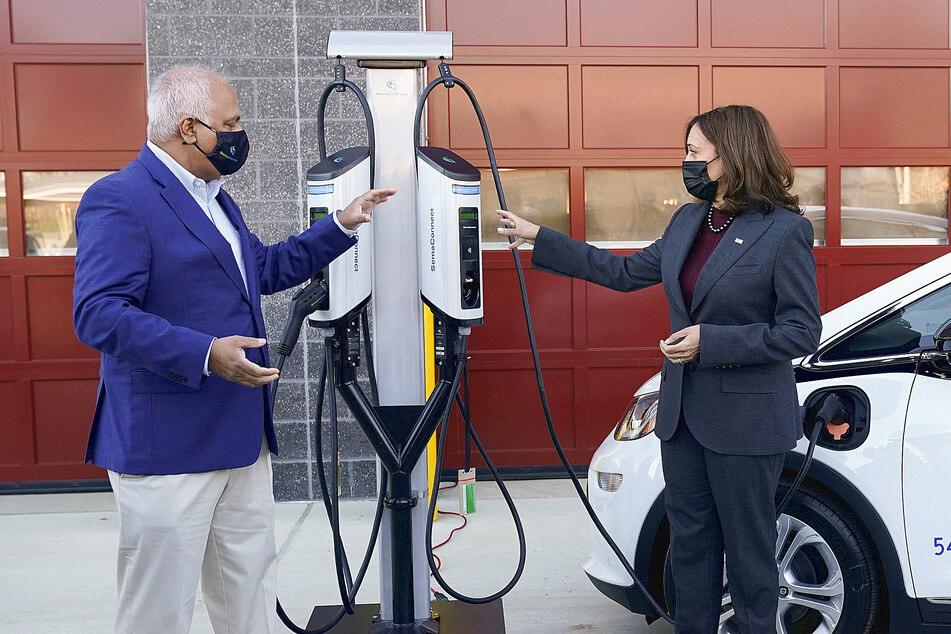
[308,599,505,633]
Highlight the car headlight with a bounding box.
[613,391,659,441]
[595,471,624,492]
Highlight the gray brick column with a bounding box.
[145,0,422,500]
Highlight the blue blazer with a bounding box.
[73,144,356,475]
[532,202,821,455]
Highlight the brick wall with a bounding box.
[145,0,421,500]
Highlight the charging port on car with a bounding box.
[802,387,870,451]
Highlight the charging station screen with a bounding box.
[459,210,478,220]
[310,207,329,225]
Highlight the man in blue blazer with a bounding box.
[73,65,394,633]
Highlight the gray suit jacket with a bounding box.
[532,202,821,455]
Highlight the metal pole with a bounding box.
[365,65,433,622]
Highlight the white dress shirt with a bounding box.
[145,141,356,376]
[147,141,249,290]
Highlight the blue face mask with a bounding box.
[187,117,250,176]
[682,156,719,201]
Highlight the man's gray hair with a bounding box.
[146,65,219,143]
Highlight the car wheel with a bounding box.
[663,484,880,633]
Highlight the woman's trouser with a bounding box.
[661,419,784,634]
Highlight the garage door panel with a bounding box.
[458,367,577,453]
[11,0,143,44]
[713,67,826,148]
[0,277,13,360]
[33,379,97,465]
[839,0,948,49]
[27,276,98,360]
[470,267,573,351]
[840,67,949,148]
[585,282,670,348]
[582,66,699,149]
[446,0,567,46]
[712,0,825,48]
[0,382,23,464]
[580,0,698,47]
[448,65,569,149]
[839,263,922,305]
[15,63,146,151]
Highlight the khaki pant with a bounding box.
[108,441,276,634]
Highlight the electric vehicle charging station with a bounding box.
[280,30,504,633]
[415,146,483,327]
[306,147,373,326]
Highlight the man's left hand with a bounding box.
[337,188,397,230]
[660,325,700,365]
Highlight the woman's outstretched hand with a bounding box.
[496,209,540,250]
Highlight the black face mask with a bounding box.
[187,117,250,176]
[682,156,719,201]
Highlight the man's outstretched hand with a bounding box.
[337,188,397,230]
[209,336,279,387]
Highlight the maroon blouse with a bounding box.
[679,206,735,309]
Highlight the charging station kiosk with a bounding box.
[416,146,483,327]
[301,30,504,633]
[306,147,373,326]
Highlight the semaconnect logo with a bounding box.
[430,207,436,272]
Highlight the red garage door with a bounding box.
[425,0,951,470]
[0,0,146,484]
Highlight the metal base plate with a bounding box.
[307,600,505,633]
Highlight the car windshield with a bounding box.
[821,282,951,361]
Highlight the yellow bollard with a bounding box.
[424,306,439,520]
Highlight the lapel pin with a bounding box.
[734,238,744,244]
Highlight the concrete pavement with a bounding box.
[0,479,673,634]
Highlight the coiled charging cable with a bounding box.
[270,63,384,632]
[424,335,528,603]
[271,310,387,633]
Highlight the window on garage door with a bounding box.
[478,168,569,248]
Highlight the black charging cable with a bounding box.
[424,334,528,604]
[272,57,390,632]
[316,59,376,189]
[461,364,473,472]
[413,70,530,605]
[414,61,673,619]
[776,393,846,517]
[270,304,388,633]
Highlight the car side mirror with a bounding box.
[933,318,951,351]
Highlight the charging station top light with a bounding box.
[451,184,480,195]
[308,184,335,195]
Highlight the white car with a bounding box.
[584,252,951,633]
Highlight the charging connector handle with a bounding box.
[776,393,847,518]
[275,278,329,361]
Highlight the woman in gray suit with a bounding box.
[498,105,821,633]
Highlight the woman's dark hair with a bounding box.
[685,105,802,215]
